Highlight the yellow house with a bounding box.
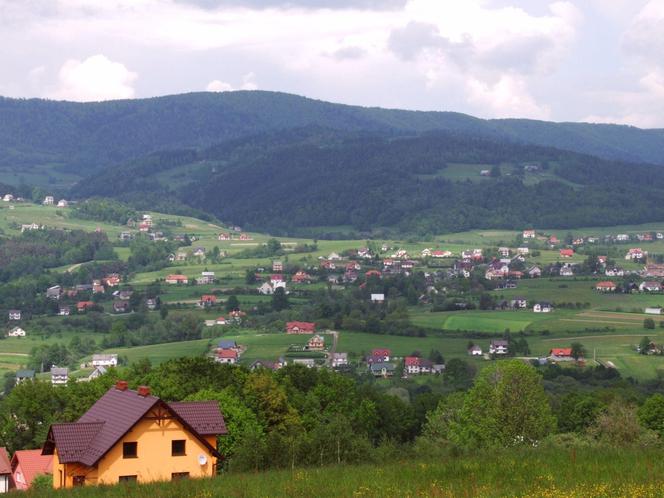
[42,381,227,488]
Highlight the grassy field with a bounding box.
[21,448,664,497]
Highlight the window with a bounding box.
[171,472,190,481]
[73,476,85,487]
[171,439,186,456]
[119,475,137,483]
[123,442,137,459]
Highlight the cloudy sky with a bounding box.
[2,0,664,127]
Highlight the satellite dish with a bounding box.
[198,454,208,465]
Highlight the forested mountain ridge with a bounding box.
[70,129,664,236]
[2,91,664,181]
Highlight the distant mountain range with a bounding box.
[4,91,664,235]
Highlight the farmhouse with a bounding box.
[645,264,664,278]
[43,196,54,205]
[58,305,71,315]
[369,362,396,378]
[113,301,130,314]
[307,335,325,351]
[249,359,283,371]
[0,447,10,493]
[42,382,226,488]
[510,297,528,309]
[165,274,189,284]
[197,271,215,285]
[216,349,238,364]
[7,327,26,337]
[77,301,95,313]
[198,295,217,308]
[292,271,312,283]
[523,230,536,239]
[51,367,68,385]
[559,249,574,258]
[8,310,21,321]
[596,281,617,292]
[370,348,391,363]
[286,321,316,334]
[605,267,625,277]
[15,370,35,384]
[549,348,574,361]
[640,281,662,292]
[489,340,509,355]
[331,352,348,368]
[626,248,645,260]
[46,285,62,300]
[371,293,385,303]
[559,265,574,277]
[527,266,542,278]
[404,356,435,375]
[468,345,483,356]
[533,302,553,313]
[57,199,69,208]
[517,247,530,255]
[218,232,231,240]
[92,354,118,368]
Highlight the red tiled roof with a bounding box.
[372,348,390,356]
[404,356,419,366]
[550,348,573,357]
[286,321,316,332]
[0,447,10,475]
[217,349,238,359]
[11,449,53,487]
[42,385,225,467]
[560,249,574,256]
[596,281,616,288]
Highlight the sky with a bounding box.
[1,0,664,127]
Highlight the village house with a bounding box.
[365,270,382,279]
[249,359,283,371]
[527,266,542,278]
[549,348,575,361]
[57,199,69,208]
[15,370,35,384]
[257,282,275,295]
[113,301,130,314]
[640,281,663,292]
[560,248,574,258]
[77,301,95,313]
[616,234,630,241]
[146,298,158,311]
[626,248,645,260]
[320,260,336,270]
[239,233,252,240]
[596,281,617,292]
[369,362,396,378]
[20,223,41,232]
[292,358,316,368]
[489,340,509,355]
[468,345,483,356]
[92,354,118,368]
[431,250,453,258]
[198,295,217,308]
[370,293,385,303]
[548,235,559,245]
[645,264,664,278]
[43,196,54,205]
[7,327,26,337]
[196,271,216,285]
[421,248,432,257]
[2,194,13,202]
[559,265,574,277]
[357,247,373,259]
[370,348,391,363]
[218,232,231,241]
[8,310,20,321]
[523,229,536,239]
[58,306,70,316]
[510,297,528,309]
[165,274,189,285]
[10,449,53,490]
[533,302,553,313]
[216,349,238,364]
[498,247,510,257]
[292,271,312,283]
[42,382,226,488]
[597,255,608,265]
[92,280,105,294]
[331,352,348,368]
[270,274,285,285]
[307,335,325,351]
[517,247,530,256]
[272,261,284,272]
[46,285,62,300]
[192,247,206,258]
[51,367,69,385]
[0,447,10,493]
[286,321,316,334]
[605,267,625,277]
[103,274,121,287]
[404,356,435,375]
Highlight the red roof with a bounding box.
[550,348,573,357]
[365,270,382,277]
[596,281,616,288]
[42,384,226,467]
[286,321,316,333]
[560,249,574,256]
[0,447,10,475]
[404,356,420,366]
[77,301,94,310]
[372,348,391,357]
[217,349,238,359]
[201,295,217,302]
[11,449,53,487]
[166,274,188,281]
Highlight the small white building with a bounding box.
[331,352,348,367]
[43,196,54,205]
[57,199,69,208]
[489,340,509,355]
[8,310,21,321]
[7,327,26,337]
[533,302,553,313]
[370,293,385,303]
[92,354,118,368]
[51,367,69,385]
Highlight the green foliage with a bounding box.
[451,360,556,447]
[644,318,656,330]
[638,394,664,438]
[71,198,137,225]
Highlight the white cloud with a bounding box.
[206,79,234,91]
[466,74,551,120]
[50,54,137,101]
[205,72,258,92]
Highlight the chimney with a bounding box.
[137,385,151,397]
[115,380,128,391]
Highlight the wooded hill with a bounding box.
[71,128,664,236]
[2,91,664,177]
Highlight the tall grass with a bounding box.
[25,447,664,497]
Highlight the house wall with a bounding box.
[0,474,9,493]
[53,410,218,489]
